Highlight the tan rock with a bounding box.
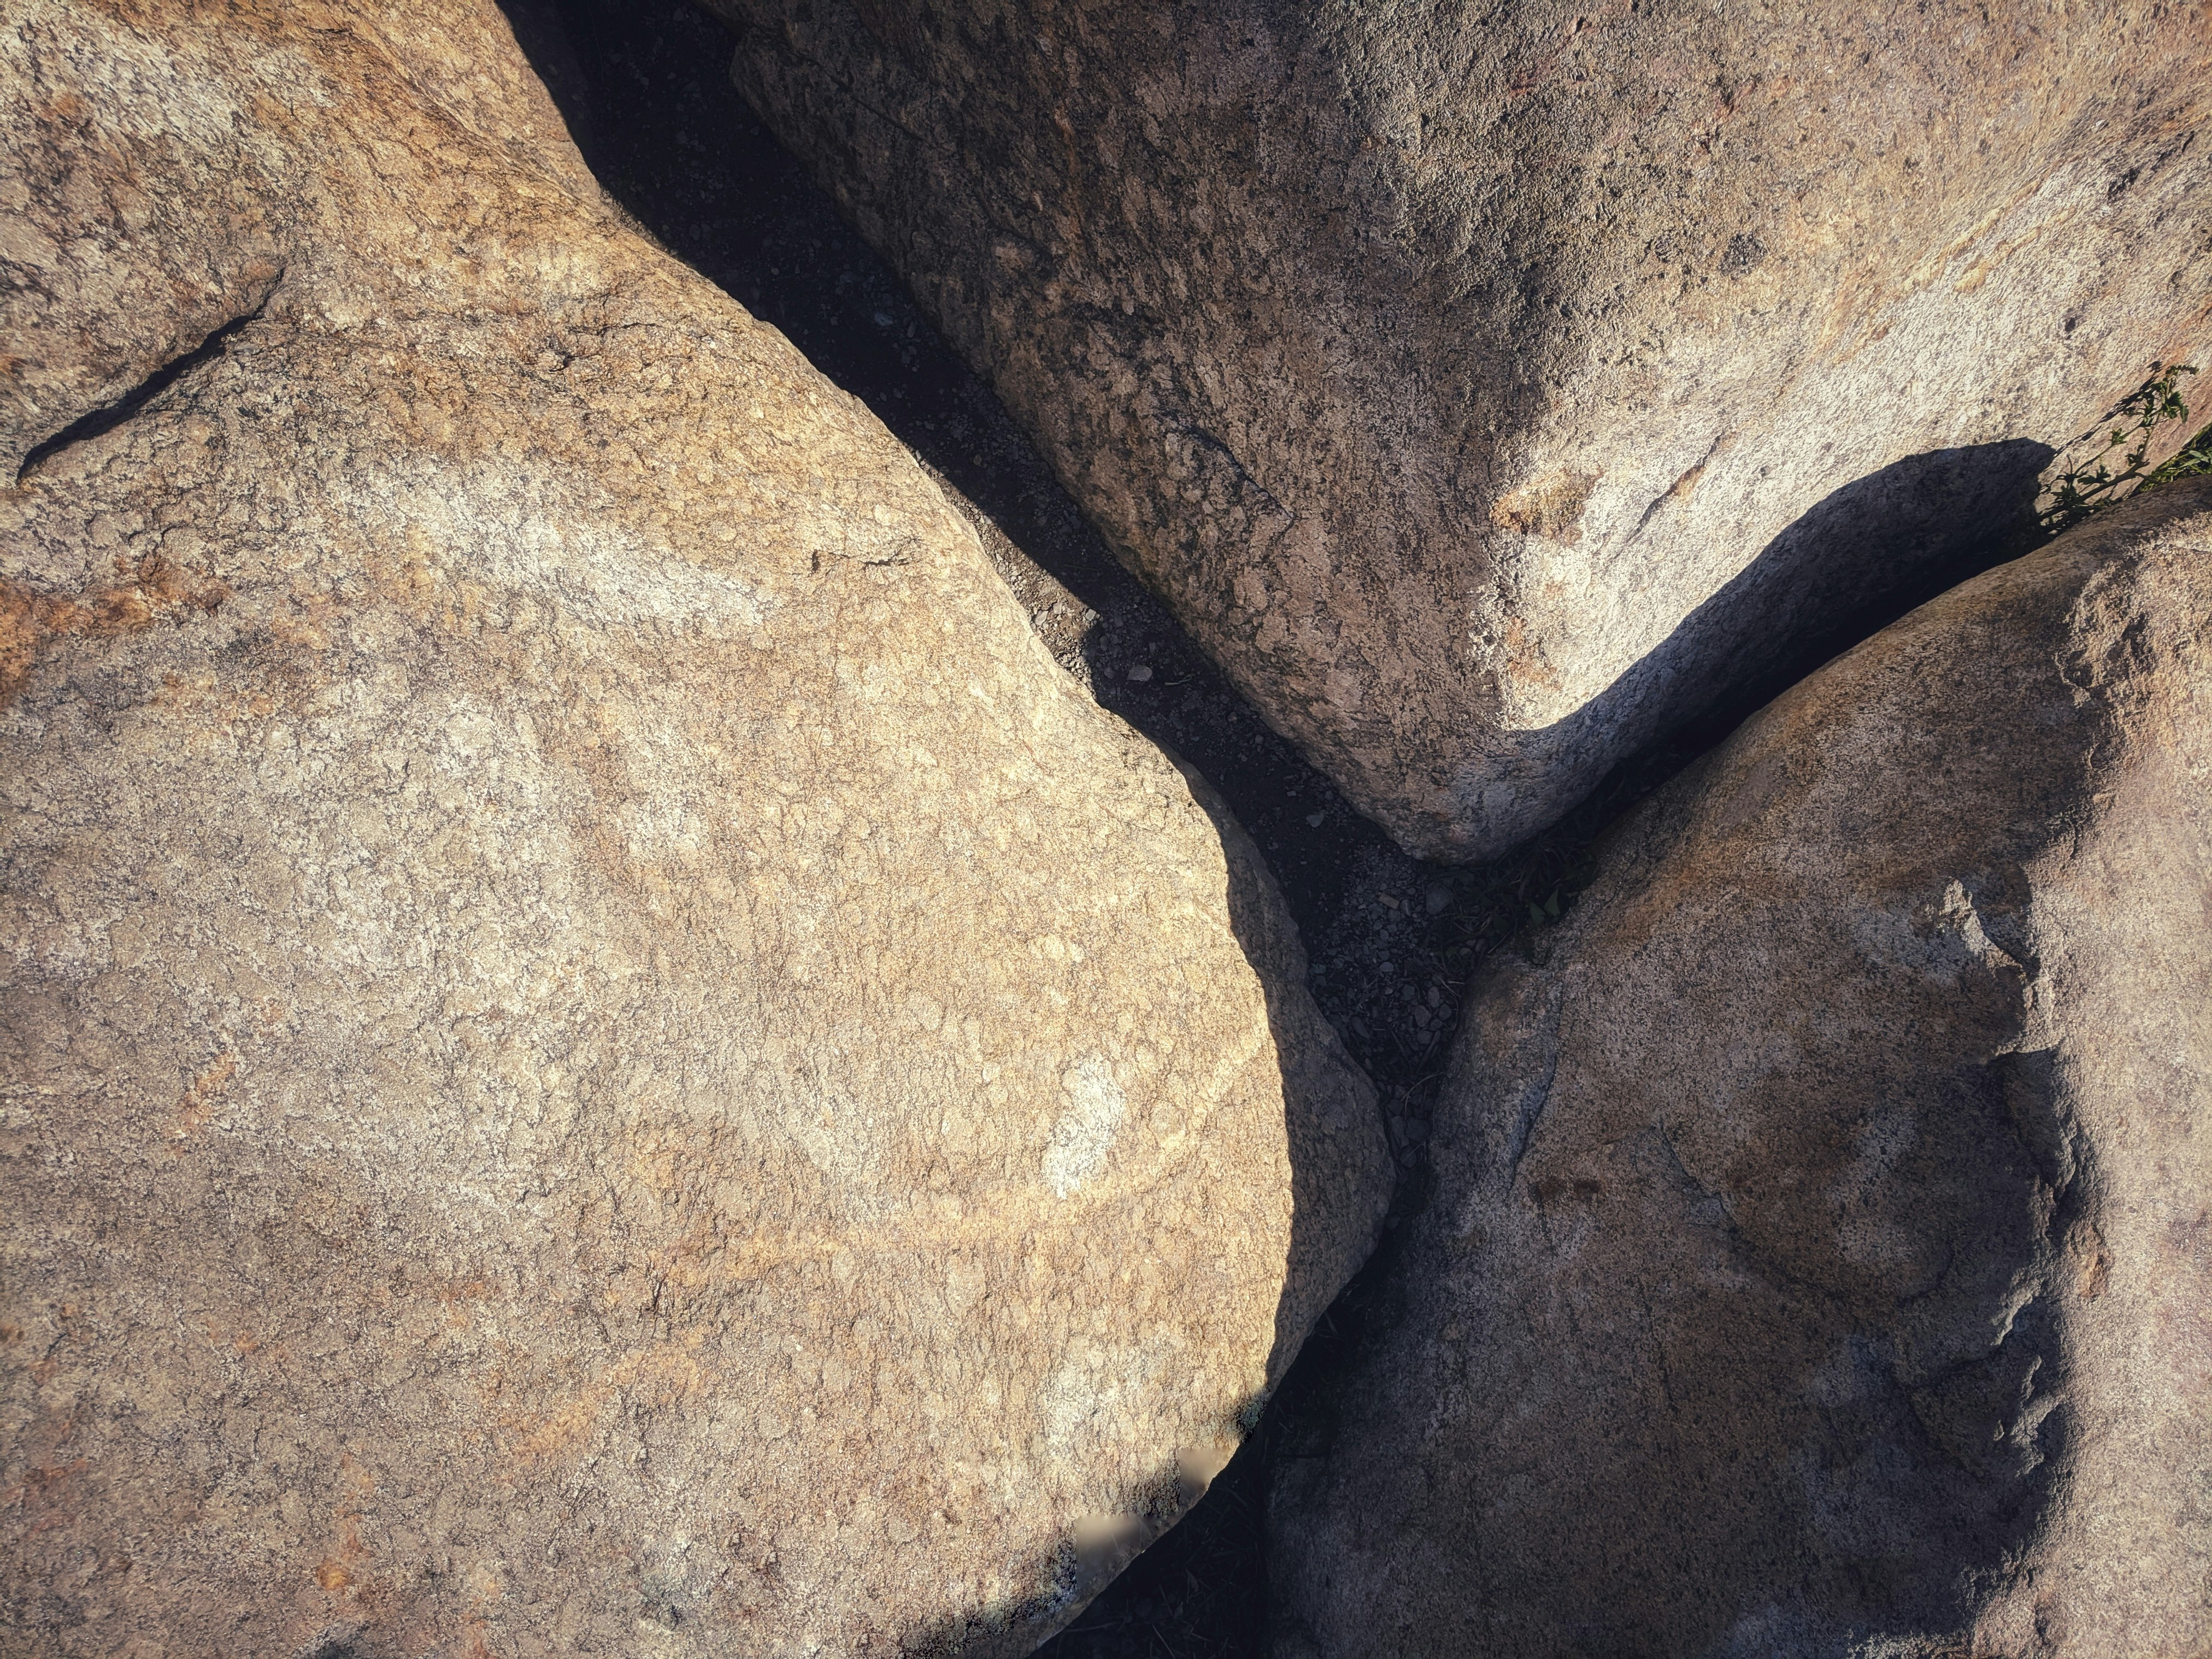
[0,5,1391,1655]
[1269,480,2212,1655]
[715,0,2212,858]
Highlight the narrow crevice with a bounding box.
[15,294,273,485]
[486,13,1502,1651]
[490,5,2065,1653]
[485,7,1714,1652]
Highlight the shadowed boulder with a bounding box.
[711,0,2210,857]
[1270,481,2212,1656]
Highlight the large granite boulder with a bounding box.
[1270,481,2212,1655]
[0,5,1392,1655]
[713,0,2212,858]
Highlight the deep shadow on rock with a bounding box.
[1531,437,2057,780]
[1272,482,2212,1657]
[493,4,2094,1651]
[495,5,1418,1651]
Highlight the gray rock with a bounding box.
[1269,481,2212,1655]
[0,5,1391,1655]
[713,0,2211,858]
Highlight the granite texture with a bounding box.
[1269,480,2212,1656]
[0,5,1392,1654]
[714,0,2212,857]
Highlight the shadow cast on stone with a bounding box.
[492,8,2070,1654]
[1161,760,1395,1398]
[1532,438,2058,810]
[495,0,1390,951]
[496,4,1398,1653]
[1670,436,2057,745]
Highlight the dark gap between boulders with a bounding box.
[495,3,2062,1649]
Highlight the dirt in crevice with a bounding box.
[488,3,1839,1650]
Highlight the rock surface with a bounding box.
[1269,481,2212,1656]
[714,0,2212,858]
[0,5,1392,1656]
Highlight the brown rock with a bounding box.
[1269,481,2212,1655]
[714,0,2212,858]
[0,5,1391,1655]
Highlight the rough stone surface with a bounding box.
[713,0,2212,858]
[1269,480,2212,1656]
[0,5,1392,1655]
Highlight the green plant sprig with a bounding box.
[2042,362,2203,533]
[2143,414,2212,491]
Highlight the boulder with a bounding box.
[1269,481,2212,1656]
[0,5,1392,1656]
[713,0,2212,858]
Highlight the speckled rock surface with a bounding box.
[712,0,2212,858]
[1267,480,2212,1656]
[0,5,1392,1655]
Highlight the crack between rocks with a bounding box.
[15,289,276,486]
[1501,984,1564,1189]
[1163,417,1297,525]
[1629,426,1729,539]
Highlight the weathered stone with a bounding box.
[0,6,1391,1655]
[713,0,2212,858]
[1268,480,2212,1656]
